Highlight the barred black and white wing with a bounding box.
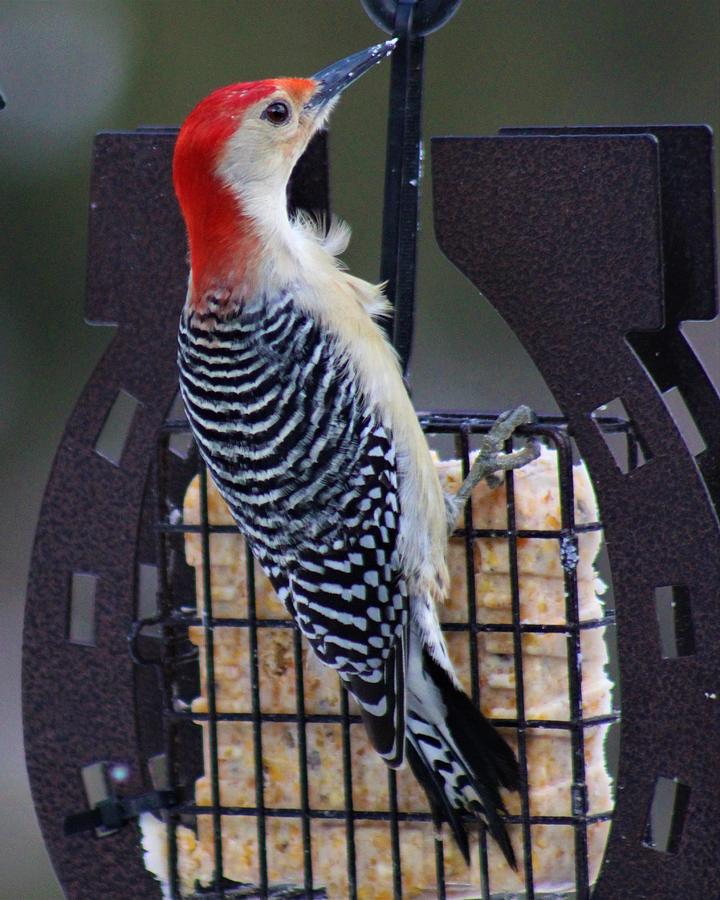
[178,290,409,766]
[281,422,408,766]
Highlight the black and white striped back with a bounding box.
[179,291,367,558]
[178,289,409,763]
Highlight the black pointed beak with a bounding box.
[305,39,397,112]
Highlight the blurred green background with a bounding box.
[1,1,718,897]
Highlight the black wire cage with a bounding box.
[128,410,622,900]
[22,4,720,898]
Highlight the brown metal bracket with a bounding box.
[432,129,720,900]
[24,108,720,897]
[22,129,329,900]
[502,125,720,508]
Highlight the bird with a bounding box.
[173,40,537,869]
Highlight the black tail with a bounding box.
[347,628,406,767]
[406,650,519,870]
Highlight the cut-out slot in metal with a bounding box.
[681,320,720,390]
[81,762,116,837]
[68,573,98,646]
[591,397,650,473]
[654,585,695,659]
[94,389,140,465]
[137,563,159,615]
[167,390,193,459]
[148,754,171,791]
[136,562,162,639]
[660,386,707,458]
[643,776,691,854]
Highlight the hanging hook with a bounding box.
[361,0,463,37]
[361,0,463,375]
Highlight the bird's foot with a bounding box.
[446,405,541,534]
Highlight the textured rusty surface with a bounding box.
[502,125,720,508]
[23,120,720,898]
[432,133,720,900]
[23,129,328,899]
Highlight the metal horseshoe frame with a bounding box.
[23,1,720,898]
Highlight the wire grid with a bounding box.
[143,412,623,899]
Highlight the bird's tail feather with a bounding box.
[346,628,406,768]
[407,648,519,870]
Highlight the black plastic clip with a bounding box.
[64,787,183,836]
[129,612,199,666]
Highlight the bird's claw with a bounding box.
[483,442,540,489]
[469,404,540,487]
[446,406,541,533]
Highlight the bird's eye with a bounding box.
[262,101,291,126]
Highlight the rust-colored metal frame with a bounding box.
[22,129,329,899]
[432,127,720,899]
[23,124,720,899]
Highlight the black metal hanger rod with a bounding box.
[379,2,425,374]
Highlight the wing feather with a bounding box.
[283,420,408,766]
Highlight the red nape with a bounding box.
[172,77,317,308]
[172,82,278,306]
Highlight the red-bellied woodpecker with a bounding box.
[174,40,537,869]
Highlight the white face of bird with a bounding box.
[215,38,397,199]
[215,81,335,200]
[175,39,397,222]
[173,41,396,311]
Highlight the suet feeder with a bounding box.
[23,1,720,898]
